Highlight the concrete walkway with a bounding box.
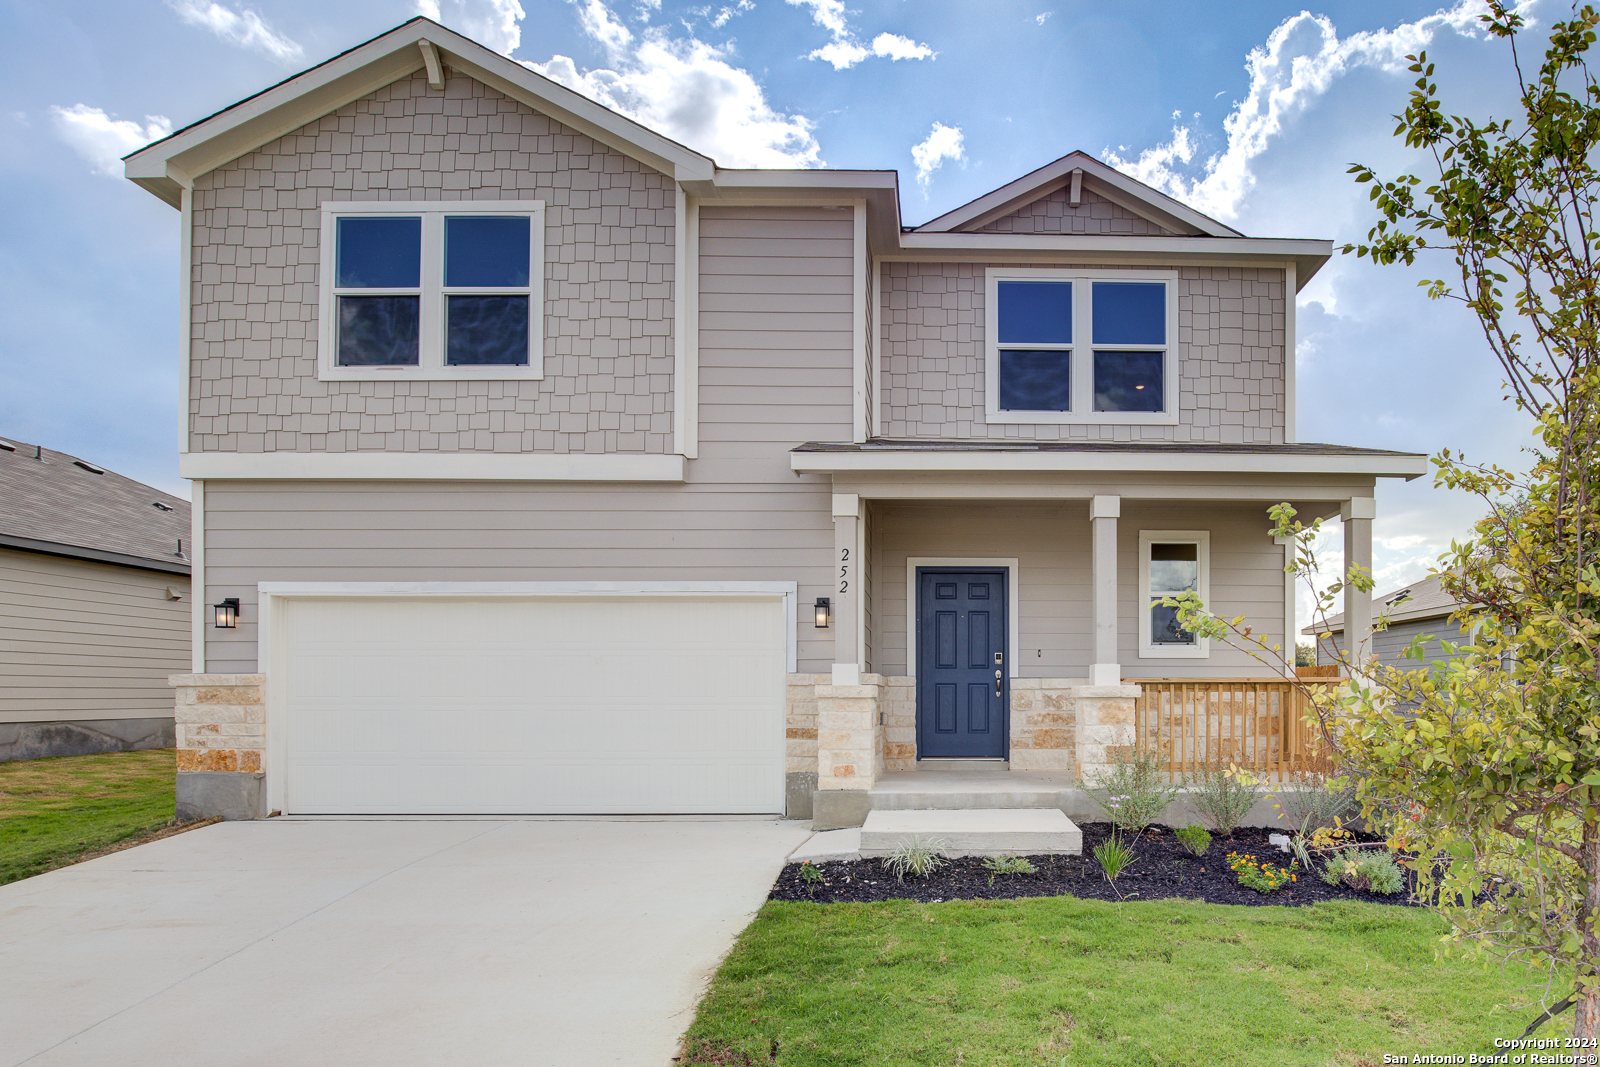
[0,817,809,1067]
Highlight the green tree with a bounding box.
[1173,2,1600,1039]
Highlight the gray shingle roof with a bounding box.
[1304,572,1461,635]
[0,437,190,575]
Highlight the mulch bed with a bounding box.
[769,822,1417,907]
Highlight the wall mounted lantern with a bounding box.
[814,597,831,628]
[214,598,240,629]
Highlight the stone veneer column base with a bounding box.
[1073,684,1142,785]
[1009,679,1082,774]
[169,673,267,820]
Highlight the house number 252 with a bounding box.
[839,547,849,595]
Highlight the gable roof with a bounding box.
[122,20,1330,279]
[123,17,715,207]
[0,438,191,576]
[913,152,1243,239]
[1304,572,1464,636]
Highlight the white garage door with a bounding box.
[279,595,786,815]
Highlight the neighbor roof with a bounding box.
[1304,572,1462,635]
[0,438,190,575]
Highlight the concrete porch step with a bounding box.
[859,807,1082,857]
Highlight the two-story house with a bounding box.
[125,18,1425,824]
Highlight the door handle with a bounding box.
[994,669,1002,697]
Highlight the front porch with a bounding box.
[787,440,1408,835]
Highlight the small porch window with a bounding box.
[1139,530,1210,659]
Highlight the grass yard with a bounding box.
[0,748,180,886]
[683,896,1543,1066]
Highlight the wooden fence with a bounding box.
[1131,678,1337,779]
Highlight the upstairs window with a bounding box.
[985,269,1177,424]
[318,201,545,381]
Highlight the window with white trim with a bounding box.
[318,201,545,381]
[1139,530,1210,659]
[984,268,1177,424]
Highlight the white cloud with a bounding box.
[166,0,303,63]
[870,33,934,61]
[786,0,935,70]
[414,0,526,56]
[48,105,172,177]
[705,1,753,29]
[911,122,963,187]
[1036,12,1052,26]
[530,0,821,167]
[1101,1,1493,220]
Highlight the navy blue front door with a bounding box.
[916,568,1008,759]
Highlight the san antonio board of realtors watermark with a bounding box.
[1381,1041,1598,1065]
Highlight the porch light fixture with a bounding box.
[814,597,831,628]
[214,598,240,629]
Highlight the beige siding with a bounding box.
[880,263,1286,443]
[0,548,189,723]
[202,205,857,673]
[975,185,1173,235]
[189,69,676,457]
[869,503,1286,679]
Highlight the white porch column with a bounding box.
[1341,497,1375,666]
[1090,494,1121,687]
[831,493,861,685]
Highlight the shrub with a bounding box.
[1226,851,1297,894]
[1274,767,1356,832]
[1082,748,1179,832]
[1175,824,1212,856]
[1185,764,1262,834]
[982,854,1037,886]
[882,836,945,882]
[1326,850,1405,896]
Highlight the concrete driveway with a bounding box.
[1,817,810,1066]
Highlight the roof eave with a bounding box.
[790,449,1429,479]
[0,532,192,577]
[914,151,1243,239]
[122,19,716,203]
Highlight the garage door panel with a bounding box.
[280,596,786,814]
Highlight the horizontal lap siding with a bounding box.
[870,503,1286,679]
[0,549,189,723]
[203,206,855,673]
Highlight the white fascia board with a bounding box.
[790,450,1429,480]
[180,451,685,481]
[123,19,714,205]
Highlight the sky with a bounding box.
[0,0,1556,625]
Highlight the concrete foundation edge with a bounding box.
[811,790,873,831]
[784,772,817,820]
[176,771,266,821]
[0,718,176,762]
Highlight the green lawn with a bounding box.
[683,896,1542,1066]
[0,748,178,886]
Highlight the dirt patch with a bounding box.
[770,823,1416,907]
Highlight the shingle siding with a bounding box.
[188,69,676,456]
[974,185,1172,235]
[879,262,1286,442]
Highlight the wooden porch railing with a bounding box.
[1130,678,1337,779]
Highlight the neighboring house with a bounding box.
[0,438,190,760]
[123,18,1427,823]
[1306,572,1470,670]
